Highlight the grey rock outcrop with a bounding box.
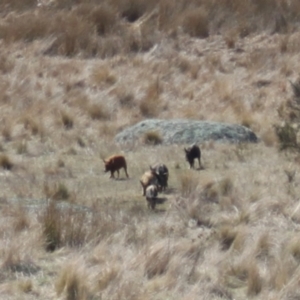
[115,119,258,145]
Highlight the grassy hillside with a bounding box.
[1,0,300,299]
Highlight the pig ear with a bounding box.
[102,159,107,163]
[184,148,188,153]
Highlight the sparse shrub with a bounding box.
[0,154,13,170]
[275,122,298,150]
[143,130,163,145]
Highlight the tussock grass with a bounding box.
[87,103,110,121]
[44,182,70,201]
[2,1,300,298]
[144,242,172,279]
[40,201,62,252]
[143,130,163,145]
[201,177,234,203]
[218,226,237,251]
[247,262,263,296]
[56,259,90,300]
[286,236,300,262]
[90,66,117,86]
[22,116,43,136]
[61,111,74,130]
[139,79,162,117]
[181,8,209,38]
[0,154,14,170]
[178,170,199,197]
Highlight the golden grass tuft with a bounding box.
[224,261,249,289]
[56,260,90,300]
[139,79,162,117]
[201,177,234,203]
[97,265,120,291]
[90,66,117,86]
[87,103,110,121]
[247,262,263,296]
[178,170,199,197]
[18,279,33,294]
[254,232,272,259]
[143,130,163,145]
[61,111,74,130]
[144,244,172,279]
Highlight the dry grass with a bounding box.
[1,1,300,299]
[0,154,14,170]
[143,130,163,145]
[178,170,199,197]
